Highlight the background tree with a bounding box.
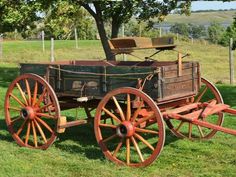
[208,22,224,44]
[43,1,96,40]
[170,23,190,36]
[0,1,41,36]
[220,16,236,47]
[189,24,206,38]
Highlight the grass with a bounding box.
[0,40,235,176]
[1,39,234,83]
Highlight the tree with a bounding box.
[189,24,206,38]
[43,1,96,40]
[0,1,41,34]
[170,23,189,36]
[75,1,191,60]
[220,16,236,46]
[208,22,224,44]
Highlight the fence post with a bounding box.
[0,34,3,59]
[159,27,162,37]
[229,38,234,84]
[51,38,55,62]
[75,28,78,49]
[42,31,45,52]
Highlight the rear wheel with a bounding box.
[166,78,224,139]
[5,73,60,149]
[94,87,165,167]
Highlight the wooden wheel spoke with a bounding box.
[25,79,32,105]
[188,123,192,139]
[197,125,204,138]
[35,116,53,133]
[112,96,125,121]
[35,88,47,107]
[10,93,26,107]
[126,138,130,165]
[99,123,116,129]
[34,120,47,143]
[16,119,27,136]
[103,134,117,143]
[135,127,159,135]
[11,117,22,124]
[195,86,208,103]
[135,113,155,126]
[131,101,143,122]
[8,106,21,111]
[39,103,53,112]
[16,83,28,105]
[126,94,131,121]
[31,120,38,147]
[25,121,31,145]
[102,107,121,123]
[175,121,185,132]
[32,81,38,106]
[131,136,144,162]
[36,112,56,119]
[134,133,155,151]
[113,140,123,157]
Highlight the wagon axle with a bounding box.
[20,107,36,120]
[116,121,135,138]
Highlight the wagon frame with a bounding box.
[4,37,236,167]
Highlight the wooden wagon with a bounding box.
[4,37,236,167]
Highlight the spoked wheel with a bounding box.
[166,78,224,140]
[5,73,60,149]
[94,87,165,167]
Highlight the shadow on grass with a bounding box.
[0,66,19,88]
[54,118,179,160]
[218,85,236,107]
[0,119,15,143]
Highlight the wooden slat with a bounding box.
[163,103,199,116]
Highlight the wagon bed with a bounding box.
[20,60,200,104]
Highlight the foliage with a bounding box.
[170,23,206,38]
[188,23,206,38]
[124,20,160,38]
[220,17,236,47]
[0,0,41,35]
[43,1,97,40]
[170,23,190,36]
[207,22,225,44]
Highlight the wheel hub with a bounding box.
[116,121,135,138]
[21,107,35,120]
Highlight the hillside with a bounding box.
[162,10,235,25]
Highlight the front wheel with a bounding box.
[5,73,60,149]
[94,87,165,167]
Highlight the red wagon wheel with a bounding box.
[94,87,165,167]
[166,78,224,139]
[5,73,60,149]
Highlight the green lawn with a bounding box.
[0,40,235,177]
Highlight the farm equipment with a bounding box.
[4,37,236,167]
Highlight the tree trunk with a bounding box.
[95,18,115,60]
[111,19,120,38]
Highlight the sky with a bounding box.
[191,1,236,11]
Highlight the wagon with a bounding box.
[4,37,236,167]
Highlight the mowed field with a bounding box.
[0,40,235,177]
